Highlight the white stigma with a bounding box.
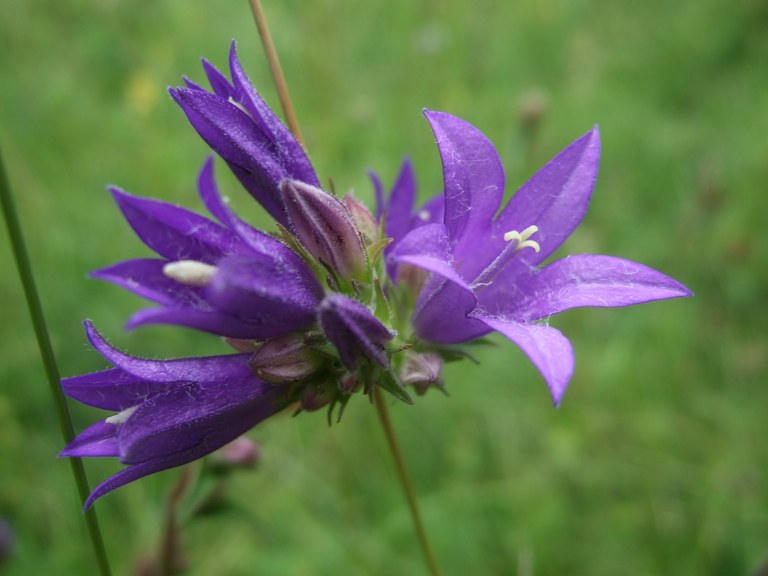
[105,405,138,425]
[163,260,218,287]
[503,225,540,253]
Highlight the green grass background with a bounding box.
[1,0,767,574]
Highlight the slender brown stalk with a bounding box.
[247,0,306,148]
[374,387,442,576]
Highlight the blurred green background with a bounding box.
[1,0,767,574]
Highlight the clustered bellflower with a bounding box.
[61,42,691,507]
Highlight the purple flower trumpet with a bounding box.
[60,322,288,509]
[389,111,692,404]
[93,159,324,339]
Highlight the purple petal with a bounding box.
[91,259,204,306]
[486,254,693,321]
[110,188,241,263]
[201,58,234,98]
[369,171,385,219]
[472,313,574,406]
[118,373,282,464]
[228,43,319,187]
[62,367,174,411]
[197,157,231,225]
[59,421,119,458]
[83,321,251,382]
[383,158,416,244]
[491,127,601,283]
[388,223,474,293]
[318,294,394,369]
[204,253,323,336]
[412,278,485,343]
[169,87,288,225]
[424,110,505,256]
[125,306,277,340]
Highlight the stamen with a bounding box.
[105,405,138,425]
[163,260,218,287]
[503,225,540,253]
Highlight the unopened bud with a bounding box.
[210,437,261,470]
[281,180,367,279]
[299,382,336,412]
[343,193,379,245]
[400,352,444,395]
[249,333,323,384]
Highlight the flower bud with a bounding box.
[299,382,336,412]
[249,333,324,384]
[281,179,367,278]
[210,436,261,470]
[343,193,379,246]
[400,351,444,395]
[318,294,394,370]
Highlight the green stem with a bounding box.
[374,387,441,576]
[0,147,112,576]
[247,0,306,149]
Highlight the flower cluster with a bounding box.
[62,42,691,508]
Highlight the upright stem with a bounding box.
[247,0,306,148]
[374,387,442,576]
[0,148,112,576]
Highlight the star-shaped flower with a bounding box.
[389,111,692,404]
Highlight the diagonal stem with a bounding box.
[0,147,112,575]
[247,0,306,148]
[374,387,442,576]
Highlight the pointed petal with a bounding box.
[424,110,505,253]
[319,294,394,369]
[384,158,416,244]
[493,127,601,280]
[110,187,240,263]
[91,259,204,306]
[488,254,693,321]
[62,367,173,411]
[201,58,234,98]
[197,156,231,224]
[59,421,119,457]
[388,223,473,293]
[228,43,319,188]
[369,170,385,219]
[125,307,276,340]
[472,313,574,406]
[169,87,288,225]
[83,321,251,382]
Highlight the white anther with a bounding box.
[105,405,138,425]
[503,225,541,253]
[163,260,218,287]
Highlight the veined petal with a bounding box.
[126,307,278,340]
[110,188,241,263]
[62,367,173,411]
[424,110,505,255]
[204,253,322,335]
[59,421,119,458]
[228,43,319,188]
[472,313,574,406]
[492,127,601,282]
[201,57,234,98]
[91,259,204,307]
[383,158,416,244]
[388,223,474,293]
[487,254,693,321]
[118,374,283,464]
[169,87,288,225]
[83,321,251,382]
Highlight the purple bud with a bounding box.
[281,180,367,278]
[210,436,261,469]
[318,294,394,370]
[400,352,444,395]
[343,193,379,245]
[249,333,323,384]
[299,382,336,412]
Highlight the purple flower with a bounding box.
[60,322,288,509]
[170,42,320,228]
[92,158,324,339]
[389,111,692,405]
